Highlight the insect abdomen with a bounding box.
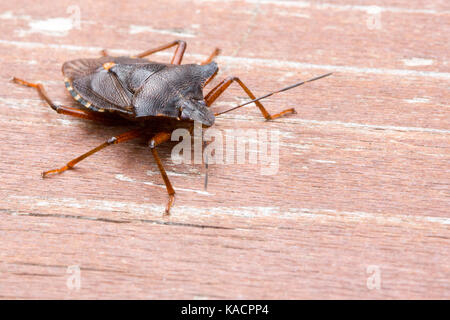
[64,78,105,112]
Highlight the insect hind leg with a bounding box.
[12,77,109,122]
[12,77,58,110]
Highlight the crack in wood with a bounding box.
[0,208,234,230]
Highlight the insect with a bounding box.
[12,40,331,215]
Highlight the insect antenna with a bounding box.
[214,72,332,117]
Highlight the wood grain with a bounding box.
[0,0,448,299]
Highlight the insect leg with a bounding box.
[135,40,187,65]
[204,77,296,120]
[12,77,109,123]
[148,132,175,215]
[42,129,143,178]
[200,48,221,87]
[201,48,221,65]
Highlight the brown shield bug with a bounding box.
[12,40,331,215]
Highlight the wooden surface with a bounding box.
[0,0,449,299]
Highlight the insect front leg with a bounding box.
[41,129,143,177]
[205,76,296,120]
[11,77,110,123]
[148,132,175,215]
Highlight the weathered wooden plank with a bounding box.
[0,210,448,299]
[0,0,448,299]
[0,45,448,218]
[1,43,449,129]
[0,0,448,72]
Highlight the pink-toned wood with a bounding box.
[0,0,448,299]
